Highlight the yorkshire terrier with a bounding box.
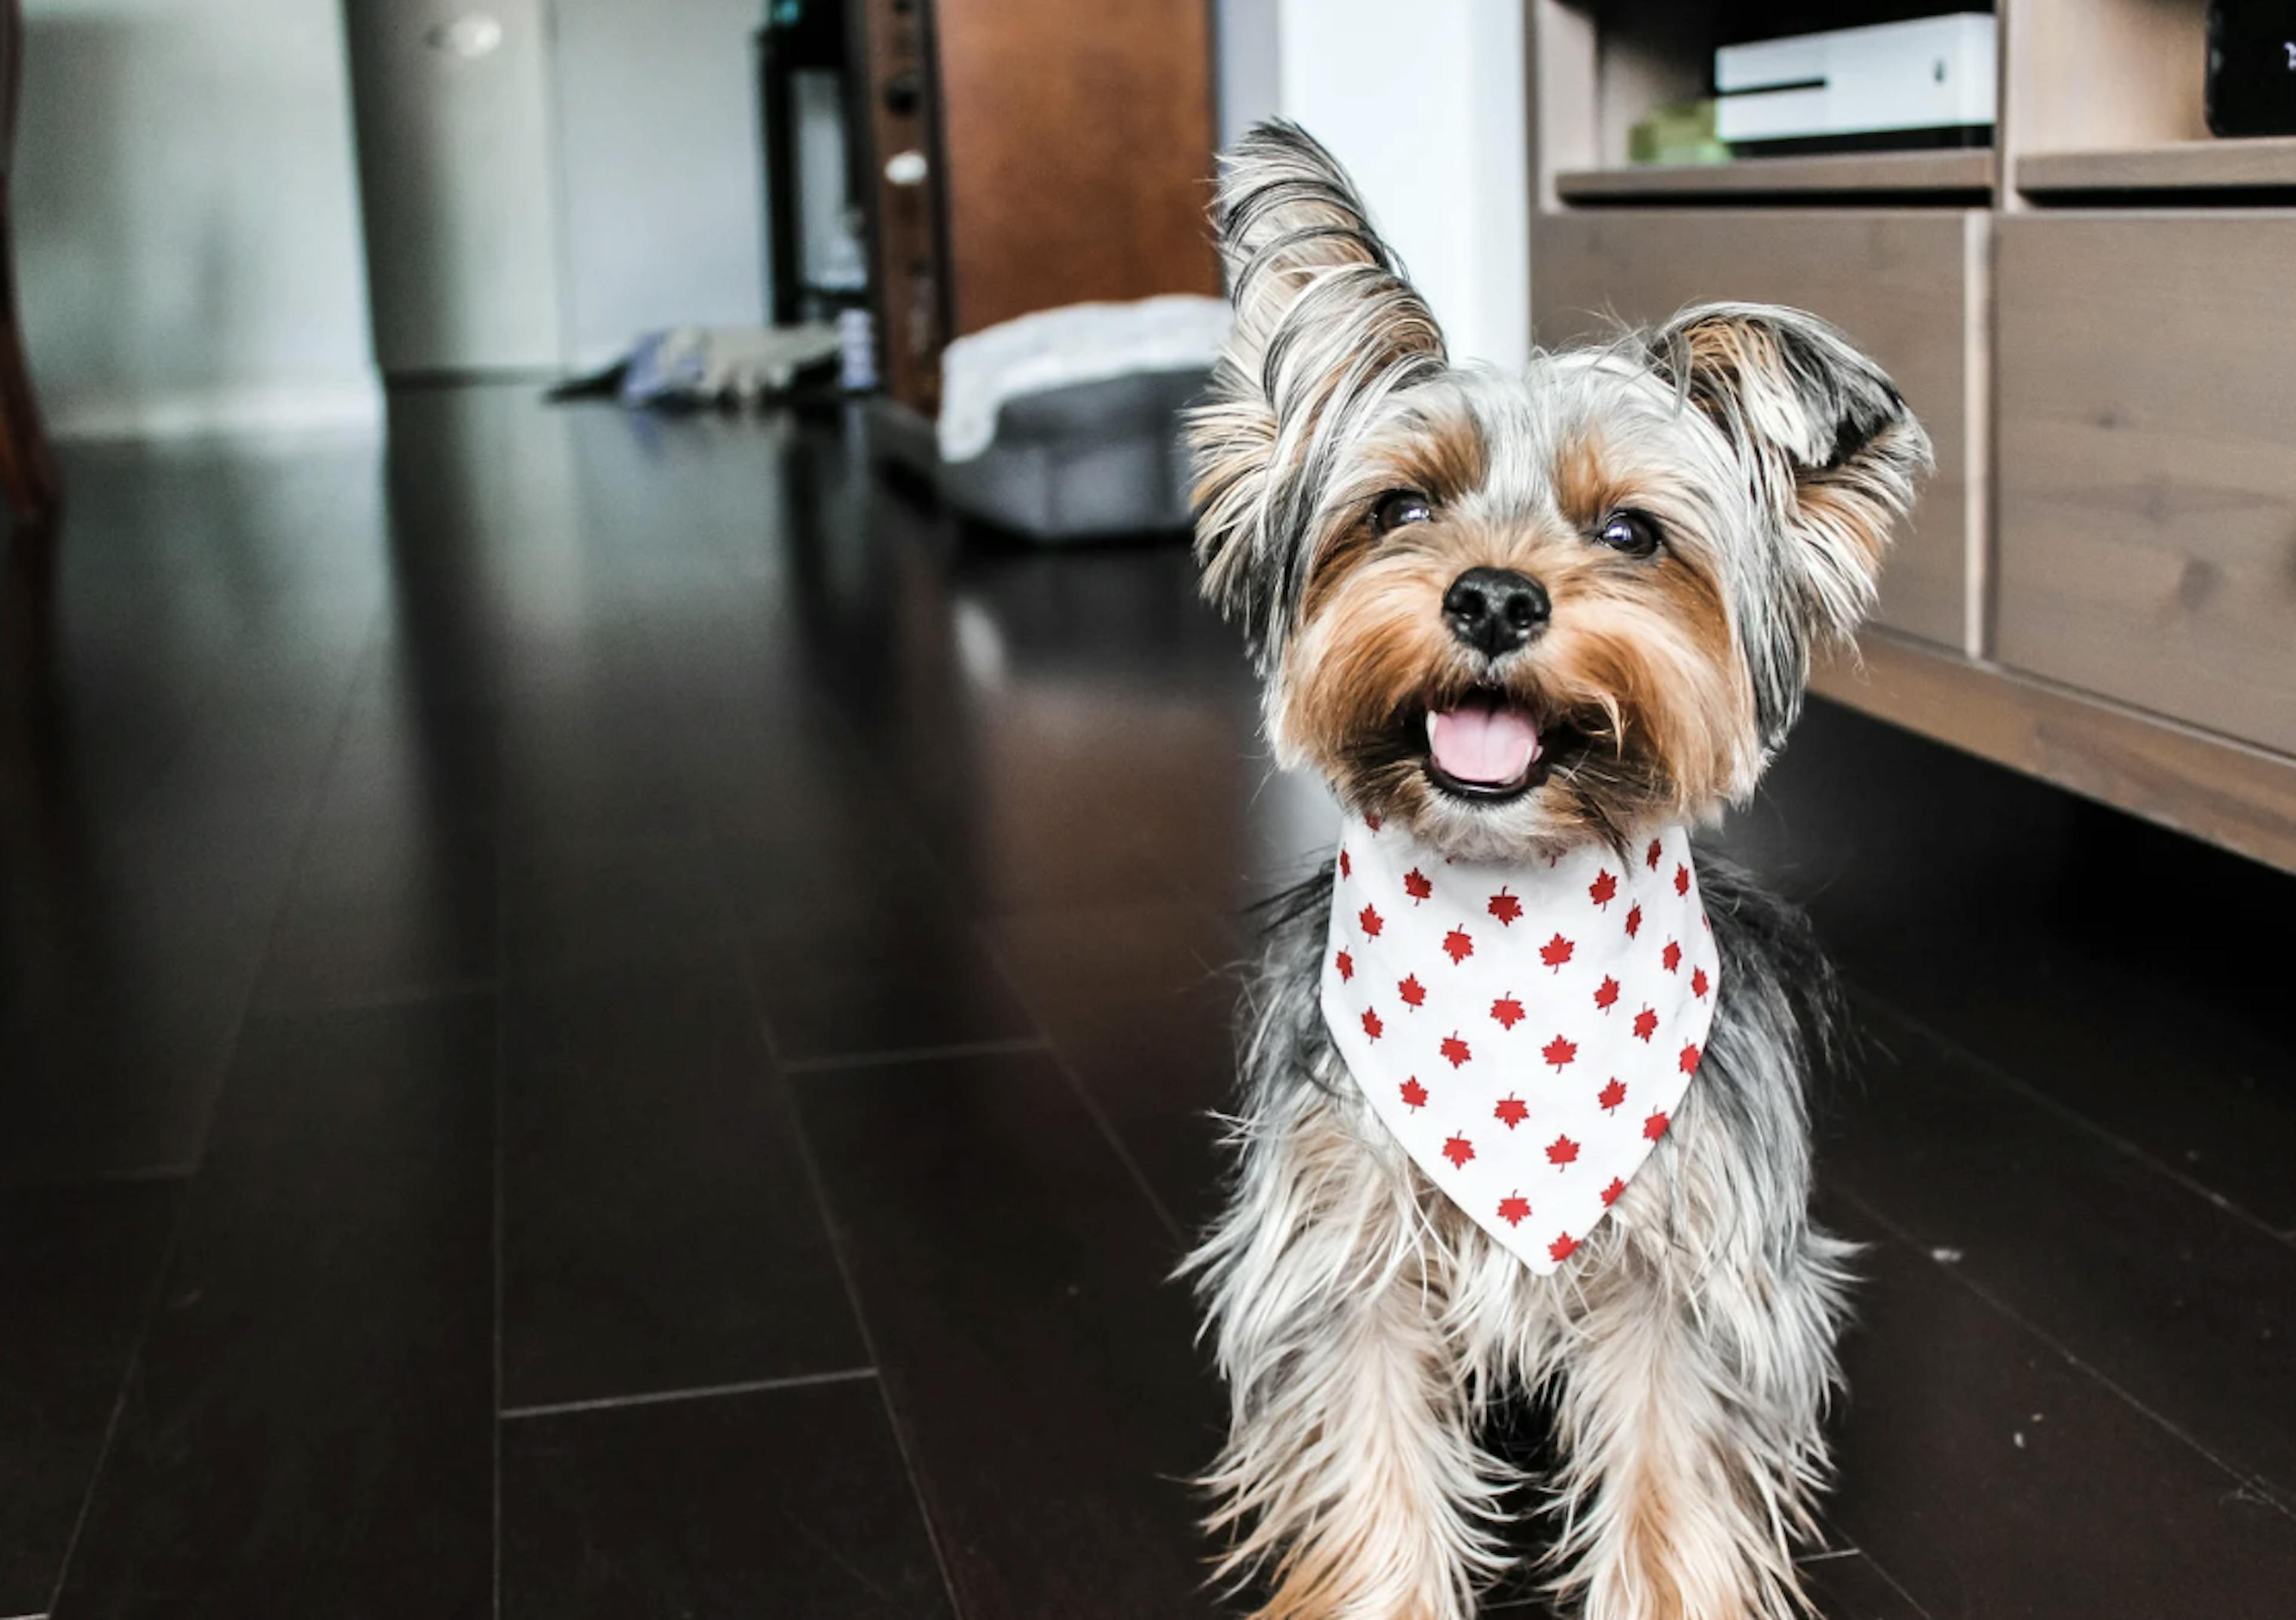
[1182,124,1931,1620]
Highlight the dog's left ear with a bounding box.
[1648,303,1932,739]
[1189,121,1446,663]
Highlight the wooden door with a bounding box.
[932,0,1220,337]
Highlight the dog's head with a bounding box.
[1190,123,1932,861]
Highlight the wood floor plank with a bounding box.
[501,833,732,987]
[740,910,1039,1065]
[791,1048,1223,1620]
[1821,993,2296,1508]
[981,899,1248,1234]
[501,961,865,1408]
[1799,1551,1931,1620]
[1821,1198,2296,1620]
[0,1180,178,1616]
[501,1379,949,1619]
[49,996,496,1620]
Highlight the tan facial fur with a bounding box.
[1269,398,1760,862]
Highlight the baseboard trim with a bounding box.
[51,377,386,444]
[1815,628,2296,875]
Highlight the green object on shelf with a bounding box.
[1628,99,1729,167]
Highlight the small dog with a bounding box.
[1182,124,1930,1620]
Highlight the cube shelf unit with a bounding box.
[1528,0,2296,873]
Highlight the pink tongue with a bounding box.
[1430,697,1541,786]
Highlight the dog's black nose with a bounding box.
[1442,568,1550,656]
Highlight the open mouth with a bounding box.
[1414,691,1584,804]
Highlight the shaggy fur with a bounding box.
[1183,123,1931,1620]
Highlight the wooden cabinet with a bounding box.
[1995,215,2296,756]
[1532,210,1981,651]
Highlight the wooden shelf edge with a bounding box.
[2018,137,2296,194]
[1556,148,1995,202]
[1812,630,2296,875]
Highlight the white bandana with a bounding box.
[1320,815,1719,1273]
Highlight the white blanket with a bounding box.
[935,294,1231,463]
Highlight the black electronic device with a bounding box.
[2208,2,2296,136]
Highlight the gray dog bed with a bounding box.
[935,365,1209,540]
[875,295,1228,542]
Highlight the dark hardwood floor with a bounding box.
[1,390,2289,1619]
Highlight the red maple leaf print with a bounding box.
[1598,1078,1626,1113]
[1400,1076,1428,1111]
[1692,966,1710,999]
[1403,867,1433,904]
[1632,1006,1657,1042]
[1494,1094,1528,1129]
[1399,974,1427,1009]
[1594,975,1620,1011]
[1490,994,1525,1030]
[1366,813,1382,831]
[1440,1032,1472,1068]
[1339,849,1351,880]
[1601,1176,1628,1207]
[1498,1192,1531,1227]
[1442,1134,1475,1170]
[1358,903,1384,938]
[1540,932,1574,972]
[1549,1232,1578,1262]
[1643,1110,1670,1141]
[1541,1034,1577,1070]
[1588,869,1617,909]
[1625,903,1642,938]
[1442,927,1474,965]
[1646,838,1663,871]
[1679,1042,1703,1076]
[1361,1007,1384,1041]
[1335,950,1354,982]
[1662,940,1683,973]
[1674,862,1691,897]
[1488,887,1523,926]
[1546,1133,1579,1169]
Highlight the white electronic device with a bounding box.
[1715,13,1996,151]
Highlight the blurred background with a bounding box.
[0,2,2290,1617]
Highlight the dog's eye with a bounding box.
[1593,510,1662,558]
[1371,490,1433,533]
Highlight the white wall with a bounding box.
[1217,0,1281,147]
[17,0,381,438]
[17,0,777,431]
[1274,0,1529,371]
[550,0,770,370]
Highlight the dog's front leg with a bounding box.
[1546,1231,1851,1620]
[1193,1099,1510,1620]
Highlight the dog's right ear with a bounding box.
[1189,121,1446,663]
[1645,303,1931,745]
